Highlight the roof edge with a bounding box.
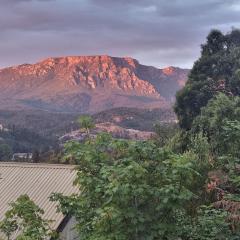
[0,162,76,169]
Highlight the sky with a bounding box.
[1,0,240,69]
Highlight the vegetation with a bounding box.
[175,29,240,129]
[0,195,56,240]
[0,110,78,138]
[0,107,175,162]
[52,134,205,239]
[0,144,12,161]
[191,93,240,157]
[93,107,176,131]
[78,115,95,136]
[153,122,179,147]
[0,125,56,153]
[0,124,60,162]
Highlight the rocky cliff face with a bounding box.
[0,55,189,113]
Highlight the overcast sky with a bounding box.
[0,0,240,69]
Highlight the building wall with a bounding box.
[59,217,79,240]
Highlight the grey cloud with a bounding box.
[0,0,240,68]
[0,0,53,4]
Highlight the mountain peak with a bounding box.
[39,55,139,67]
[0,55,189,113]
[162,66,178,75]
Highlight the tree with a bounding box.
[153,123,179,147]
[51,133,210,240]
[187,206,234,240]
[175,29,240,130]
[0,195,56,240]
[0,144,12,161]
[77,115,95,136]
[191,93,240,158]
[32,150,40,163]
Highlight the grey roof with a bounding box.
[0,162,78,237]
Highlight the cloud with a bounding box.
[0,0,240,68]
[0,0,53,4]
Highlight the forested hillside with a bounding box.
[0,107,175,161]
[0,125,58,161]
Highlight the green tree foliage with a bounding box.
[153,123,179,147]
[175,29,240,129]
[191,93,240,158]
[52,133,206,240]
[188,206,234,240]
[77,115,95,136]
[0,195,56,240]
[0,144,12,161]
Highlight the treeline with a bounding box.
[0,125,58,161]
[0,109,78,137]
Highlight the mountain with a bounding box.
[0,55,189,113]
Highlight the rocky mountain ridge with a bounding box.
[0,55,189,113]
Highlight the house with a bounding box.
[12,153,33,161]
[0,162,79,240]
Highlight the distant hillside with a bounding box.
[0,55,189,113]
[0,107,176,154]
[93,107,176,131]
[60,122,156,143]
[0,107,176,135]
[0,110,78,138]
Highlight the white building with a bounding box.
[12,153,33,161]
[0,162,79,240]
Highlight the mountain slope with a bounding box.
[0,55,189,113]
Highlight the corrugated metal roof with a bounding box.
[0,162,78,238]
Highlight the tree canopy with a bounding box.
[0,195,56,240]
[53,134,192,239]
[175,29,240,129]
[191,93,240,157]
